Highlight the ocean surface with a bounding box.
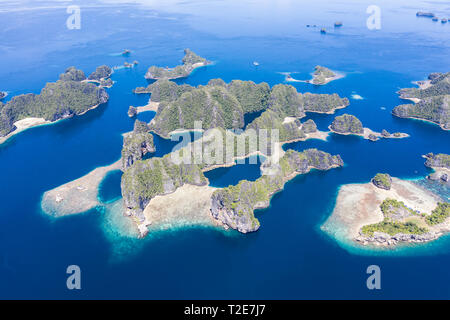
[0,0,449,299]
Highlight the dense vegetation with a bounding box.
[145,49,211,80]
[148,80,348,137]
[122,120,155,170]
[424,153,450,169]
[330,114,364,134]
[302,92,349,113]
[393,95,450,130]
[0,68,109,136]
[425,203,450,225]
[134,79,193,101]
[310,65,337,85]
[398,72,450,99]
[88,65,112,81]
[361,198,427,236]
[246,109,306,143]
[121,153,207,218]
[372,173,392,190]
[361,221,427,237]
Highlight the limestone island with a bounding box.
[424,153,450,183]
[42,77,351,237]
[393,72,450,131]
[306,66,344,85]
[0,66,110,145]
[0,91,7,100]
[144,49,211,80]
[41,119,156,217]
[83,65,114,88]
[322,172,450,247]
[328,114,409,141]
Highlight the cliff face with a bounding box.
[330,114,364,134]
[145,49,211,80]
[393,95,450,130]
[121,120,155,170]
[121,155,207,220]
[372,173,392,190]
[302,93,349,113]
[88,65,112,81]
[147,80,348,138]
[394,72,450,130]
[210,149,343,233]
[134,79,194,101]
[301,119,318,133]
[59,67,86,82]
[310,65,337,85]
[246,109,306,144]
[268,84,306,118]
[0,72,109,137]
[149,85,245,137]
[398,72,450,99]
[424,153,450,169]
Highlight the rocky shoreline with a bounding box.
[322,176,449,248]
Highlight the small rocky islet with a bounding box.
[328,114,408,141]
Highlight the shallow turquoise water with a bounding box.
[0,0,449,299]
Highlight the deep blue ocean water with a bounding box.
[0,0,449,299]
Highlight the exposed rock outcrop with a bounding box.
[330,114,364,134]
[147,79,348,138]
[88,65,113,81]
[128,106,137,118]
[121,120,155,170]
[424,153,450,169]
[210,149,344,233]
[121,154,207,221]
[371,173,392,190]
[59,67,86,82]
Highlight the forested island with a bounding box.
[393,72,450,130]
[39,64,445,242]
[424,153,450,183]
[145,49,211,80]
[137,78,349,138]
[329,114,409,141]
[0,66,112,145]
[323,169,450,247]
[307,66,343,85]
